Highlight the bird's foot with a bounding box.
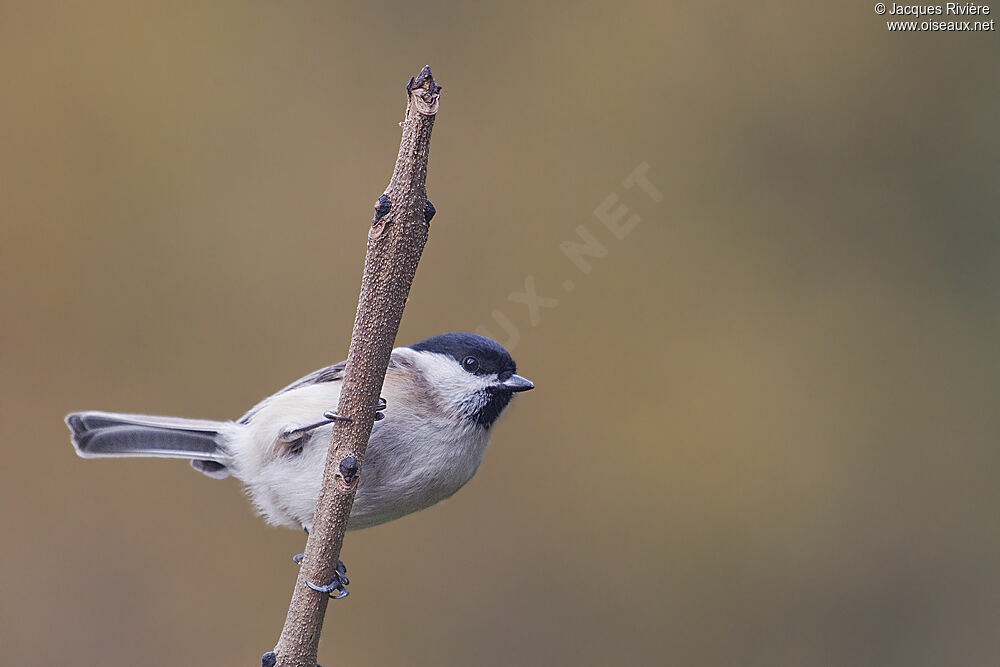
[292,553,350,599]
[279,398,387,443]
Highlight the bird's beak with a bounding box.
[503,374,534,392]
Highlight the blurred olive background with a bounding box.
[2,2,999,666]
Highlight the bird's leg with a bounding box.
[277,412,349,444]
[282,397,381,596]
[277,398,387,444]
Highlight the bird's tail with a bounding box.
[66,410,233,479]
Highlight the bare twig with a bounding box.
[268,65,441,667]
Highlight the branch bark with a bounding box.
[268,65,441,667]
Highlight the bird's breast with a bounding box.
[346,413,492,529]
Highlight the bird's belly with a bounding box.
[346,469,470,530]
[346,422,491,530]
[241,416,492,532]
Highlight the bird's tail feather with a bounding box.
[66,410,232,478]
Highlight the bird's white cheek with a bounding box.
[422,365,498,417]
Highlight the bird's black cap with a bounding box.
[410,333,517,378]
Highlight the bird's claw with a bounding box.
[306,560,349,599]
[320,396,387,423]
[293,554,350,599]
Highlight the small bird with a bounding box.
[66,333,532,594]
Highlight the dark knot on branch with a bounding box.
[373,194,392,225]
[338,456,360,485]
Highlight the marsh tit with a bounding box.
[67,333,533,537]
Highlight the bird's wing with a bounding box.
[236,349,415,424]
[238,361,347,424]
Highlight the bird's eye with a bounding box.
[462,356,480,372]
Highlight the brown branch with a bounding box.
[267,65,441,667]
